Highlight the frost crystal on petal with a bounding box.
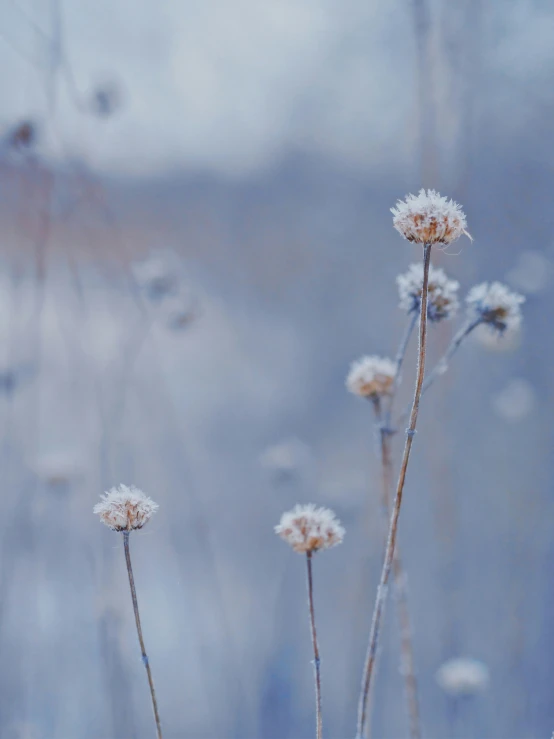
[466,281,525,334]
[346,355,396,399]
[275,504,345,554]
[397,263,460,321]
[436,657,490,696]
[391,189,470,245]
[93,484,159,531]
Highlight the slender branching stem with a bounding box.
[306,552,322,739]
[123,531,163,739]
[356,243,432,739]
[420,317,482,396]
[387,310,419,423]
[396,317,482,425]
[375,405,421,739]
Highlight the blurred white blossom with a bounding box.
[466,282,525,334]
[94,484,159,531]
[133,255,178,300]
[275,503,344,554]
[260,437,313,482]
[436,657,490,696]
[32,451,84,487]
[346,355,396,399]
[473,323,521,352]
[397,263,459,321]
[391,190,470,245]
[506,251,551,294]
[492,378,536,421]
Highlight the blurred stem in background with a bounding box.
[356,243,432,739]
[123,532,163,739]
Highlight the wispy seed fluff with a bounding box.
[397,263,460,321]
[94,484,159,531]
[346,355,396,399]
[275,504,344,554]
[391,189,470,245]
[466,282,525,334]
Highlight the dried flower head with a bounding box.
[94,484,159,531]
[275,504,344,554]
[346,356,396,399]
[397,263,460,321]
[391,189,470,245]
[466,281,525,334]
[436,657,490,696]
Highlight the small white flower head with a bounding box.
[397,263,460,321]
[275,504,344,554]
[466,281,525,334]
[391,189,470,245]
[436,657,490,697]
[346,355,396,399]
[93,484,159,531]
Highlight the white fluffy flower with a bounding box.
[275,504,344,554]
[94,484,159,531]
[436,657,490,696]
[346,356,396,398]
[397,263,459,321]
[466,281,525,334]
[391,189,470,245]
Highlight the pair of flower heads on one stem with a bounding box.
[275,189,525,739]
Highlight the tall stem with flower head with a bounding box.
[93,484,162,739]
[356,241,432,738]
[275,504,345,739]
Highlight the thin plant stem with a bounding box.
[356,242,432,739]
[123,531,163,739]
[420,317,482,395]
[374,401,421,739]
[395,317,482,426]
[306,551,322,739]
[386,310,419,423]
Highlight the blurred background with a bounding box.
[0,0,552,737]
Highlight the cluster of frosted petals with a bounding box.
[436,657,490,696]
[466,281,525,334]
[93,484,159,531]
[275,504,345,554]
[391,189,470,245]
[397,263,460,321]
[346,355,396,399]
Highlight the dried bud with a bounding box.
[397,263,459,321]
[391,189,470,245]
[466,281,525,334]
[346,356,396,399]
[94,484,158,531]
[275,504,344,554]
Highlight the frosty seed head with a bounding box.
[397,263,460,321]
[93,484,159,531]
[391,189,470,245]
[466,281,525,334]
[346,356,396,399]
[275,504,344,554]
[436,657,490,696]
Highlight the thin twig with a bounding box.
[375,404,421,739]
[123,532,163,739]
[356,243,432,739]
[306,552,322,739]
[396,317,482,425]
